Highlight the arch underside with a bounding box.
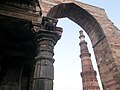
[47,3,105,47]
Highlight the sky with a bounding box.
[53,0,120,90]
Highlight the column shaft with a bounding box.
[33,21,62,90]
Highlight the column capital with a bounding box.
[36,27,62,44]
[34,16,63,44]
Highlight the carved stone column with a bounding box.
[33,17,62,90]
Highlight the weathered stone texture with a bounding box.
[41,0,75,16]
[0,0,41,21]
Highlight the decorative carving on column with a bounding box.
[41,16,58,30]
[33,16,62,90]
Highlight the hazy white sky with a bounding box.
[54,0,120,90]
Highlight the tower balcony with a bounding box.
[81,70,97,78]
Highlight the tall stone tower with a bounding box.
[79,30,100,90]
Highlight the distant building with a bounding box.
[79,30,100,90]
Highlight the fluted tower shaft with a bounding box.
[79,30,100,90]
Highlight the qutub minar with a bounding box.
[79,30,100,90]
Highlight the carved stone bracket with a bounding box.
[41,16,58,31]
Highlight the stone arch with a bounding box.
[47,3,105,47]
[47,2,120,90]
